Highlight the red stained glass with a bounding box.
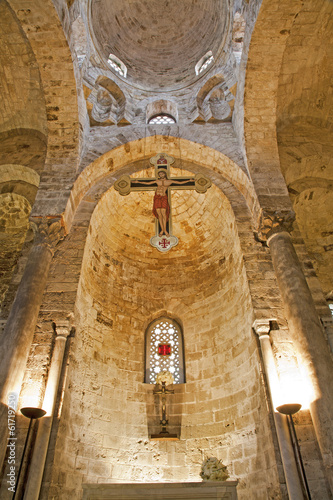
[158,344,171,355]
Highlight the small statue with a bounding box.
[200,457,229,481]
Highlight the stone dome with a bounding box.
[89,0,230,91]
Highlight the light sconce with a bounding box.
[13,407,46,499]
[276,403,311,499]
[276,403,302,415]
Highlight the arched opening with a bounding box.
[48,160,276,496]
[145,317,185,384]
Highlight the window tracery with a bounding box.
[148,114,176,125]
[145,318,185,384]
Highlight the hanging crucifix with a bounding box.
[114,153,212,252]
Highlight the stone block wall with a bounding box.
[45,178,280,499]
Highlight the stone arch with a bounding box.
[146,100,178,124]
[86,75,128,126]
[196,74,234,122]
[7,0,80,208]
[64,135,259,232]
[243,0,304,211]
[0,0,47,138]
[49,143,275,496]
[244,0,333,295]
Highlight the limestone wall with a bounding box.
[46,176,280,499]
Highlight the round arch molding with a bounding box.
[243,0,304,211]
[7,0,80,193]
[64,135,259,232]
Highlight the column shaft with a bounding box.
[268,231,333,492]
[24,330,69,500]
[0,243,52,399]
[0,242,53,469]
[254,323,304,499]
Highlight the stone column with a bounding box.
[257,210,333,493]
[253,319,304,499]
[23,317,72,500]
[0,217,64,468]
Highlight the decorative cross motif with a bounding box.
[114,153,211,252]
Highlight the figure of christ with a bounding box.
[135,170,191,237]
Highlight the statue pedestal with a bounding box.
[82,481,238,499]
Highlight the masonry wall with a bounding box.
[45,176,281,499]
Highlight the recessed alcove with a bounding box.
[55,166,277,496]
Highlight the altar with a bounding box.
[82,481,238,499]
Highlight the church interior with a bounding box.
[0,0,332,498]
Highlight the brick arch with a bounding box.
[64,135,259,232]
[243,0,304,212]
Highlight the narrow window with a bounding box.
[195,51,214,76]
[328,303,333,316]
[145,318,185,384]
[107,54,127,78]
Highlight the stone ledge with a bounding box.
[82,481,238,499]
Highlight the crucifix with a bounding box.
[151,381,177,440]
[114,153,212,252]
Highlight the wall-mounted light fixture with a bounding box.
[276,403,311,500]
[13,407,46,499]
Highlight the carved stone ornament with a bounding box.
[200,457,230,482]
[252,319,272,337]
[255,209,295,243]
[114,175,131,196]
[30,216,66,249]
[55,313,75,338]
[194,173,212,193]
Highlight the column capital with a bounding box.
[30,216,66,250]
[255,209,295,244]
[253,319,275,337]
[54,314,74,339]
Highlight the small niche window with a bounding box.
[195,51,214,76]
[232,12,245,64]
[145,318,185,384]
[107,54,127,78]
[148,114,176,125]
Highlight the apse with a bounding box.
[52,165,277,496]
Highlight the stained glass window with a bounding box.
[145,318,185,384]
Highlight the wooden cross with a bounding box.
[114,153,211,252]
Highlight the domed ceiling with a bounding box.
[89,0,230,91]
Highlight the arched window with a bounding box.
[148,114,176,125]
[107,53,127,77]
[195,50,214,76]
[145,318,185,384]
